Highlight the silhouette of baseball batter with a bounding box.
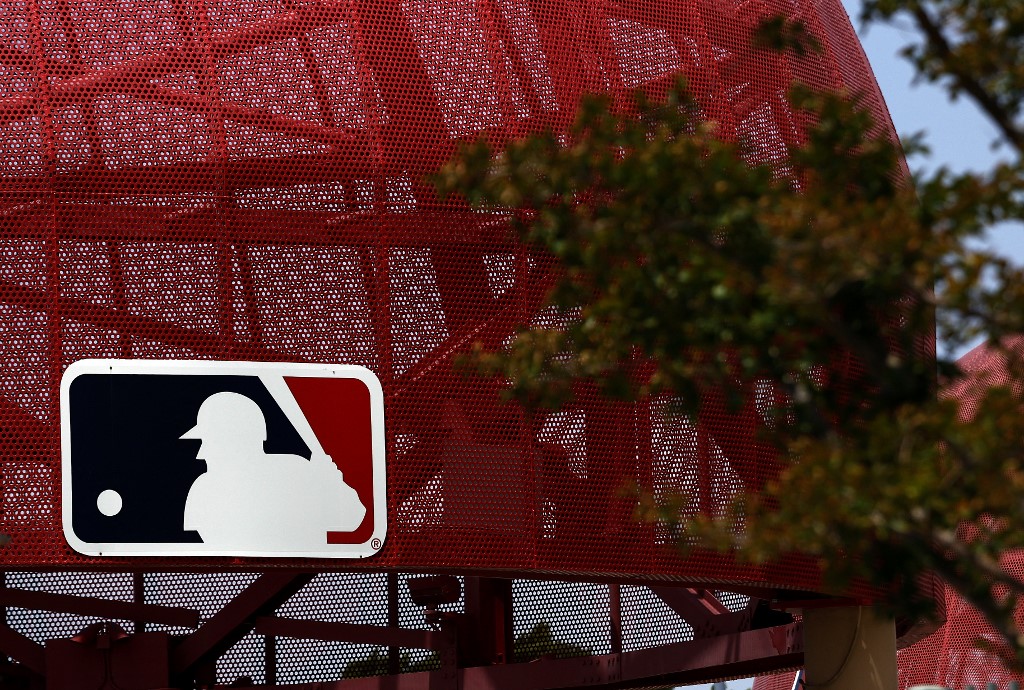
[181,391,365,551]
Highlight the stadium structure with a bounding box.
[0,0,933,688]
[755,340,1024,690]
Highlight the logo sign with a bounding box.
[60,360,386,559]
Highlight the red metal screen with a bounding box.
[0,0,896,591]
[890,342,1024,690]
[752,342,1024,690]
[4,571,767,686]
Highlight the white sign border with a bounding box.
[60,359,387,559]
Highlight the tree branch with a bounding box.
[908,4,1024,153]
[928,553,1024,667]
[931,528,1024,597]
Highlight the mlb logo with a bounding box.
[60,360,386,559]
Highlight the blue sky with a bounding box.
[839,0,1024,272]
[840,0,1023,360]
[840,0,1005,176]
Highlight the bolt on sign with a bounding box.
[60,360,386,558]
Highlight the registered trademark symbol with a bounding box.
[371,538,382,550]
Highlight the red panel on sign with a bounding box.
[284,376,376,545]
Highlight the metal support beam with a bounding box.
[0,275,302,362]
[171,573,313,676]
[462,577,514,666]
[266,633,278,687]
[623,621,802,684]
[609,584,622,656]
[254,617,449,650]
[0,587,199,628]
[0,203,514,248]
[649,586,753,638]
[386,572,400,676]
[0,624,45,676]
[132,573,145,633]
[230,622,803,690]
[0,2,351,128]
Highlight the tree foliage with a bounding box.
[512,620,589,663]
[342,648,441,678]
[436,0,1024,666]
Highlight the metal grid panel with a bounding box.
[754,671,798,690]
[233,572,463,685]
[513,580,609,659]
[620,584,691,651]
[0,0,897,595]
[218,630,268,686]
[883,342,1024,690]
[5,572,133,643]
[275,635,381,685]
[755,342,1024,690]
[0,569,768,684]
[715,590,751,614]
[145,572,261,632]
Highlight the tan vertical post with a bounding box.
[802,606,897,690]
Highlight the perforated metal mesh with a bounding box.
[753,342,1024,690]
[620,584,690,651]
[2,571,756,685]
[5,571,133,643]
[894,577,1024,690]
[888,341,1024,690]
[753,671,797,690]
[206,571,471,684]
[0,0,895,593]
[513,580,609,658]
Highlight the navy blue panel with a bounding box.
[68,374,309,543]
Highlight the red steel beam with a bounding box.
[0,624,45,676]
[0,0,493,182]
[0,588,199,628]
[254,616,448,650]
[650,585,727,615]
[622,622,802,684]
[347,0,448,173]
[461,577,514,666]
[0,113,553,197]
[113,82,366,149]
[0,277,292,361]
[171,569,311,671]
[282,0,338,130]
[171,572,313,675]
[649,586,755,638]
[391,253,552,401]
[0,202,514,250]
[0,3,352,127]
[231,622,803,690]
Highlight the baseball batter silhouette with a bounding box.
[181,391,365,550]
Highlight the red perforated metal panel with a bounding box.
[0,0,896,592]
[752,342,1024,690]
[888,341,1024,689]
